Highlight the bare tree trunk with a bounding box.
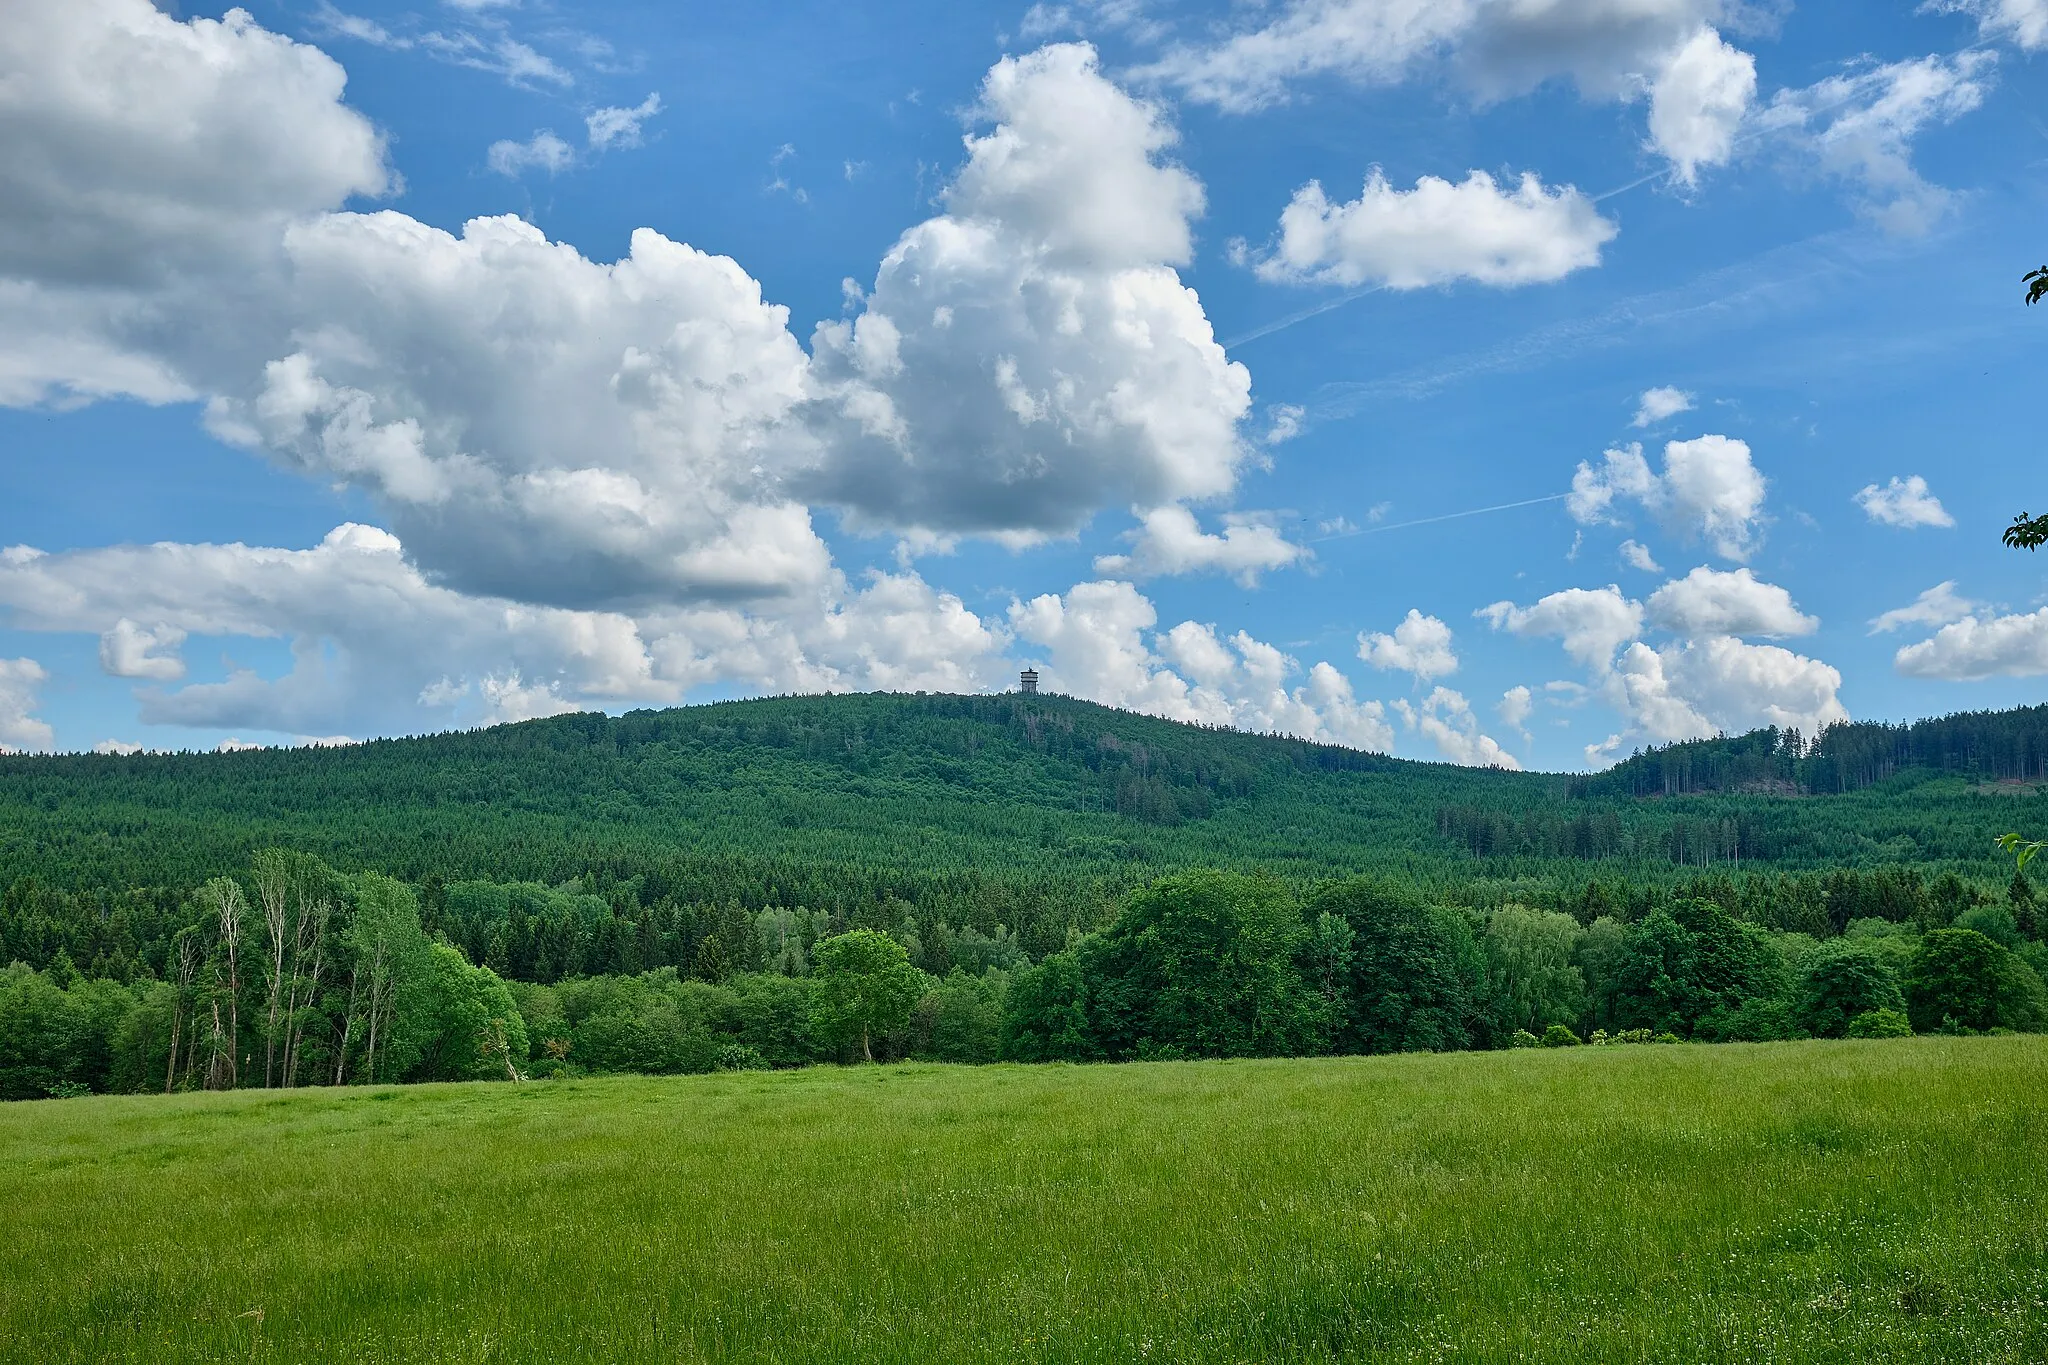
[282,898,324,1087]
[204,999,231,1091]
[363,938,390,1084]
[165,936,196,1094]
[255,855,293,1088]
[333,966,360,1087]
[207,880,246,1089]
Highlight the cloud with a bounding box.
[1093,506,1308,585]
[204,213,828,611]
[0,524,1007,738]
[1870,581,1979,634]
[486,130,575,177]
[586,93,662,151]
[1645,566,1817,638]
[1619,539,1663,573]
[1925,0,2048,51]
[1487,577,1844,762]
[1139,0,1752,179]
[1252,169,1616,289]
[807,43,1253,540]
[1009,580,1395,750]
[92,739,145,755]
[1358,609,1459,682]
[0,0,392,406]
[0,658,53,752]
[1758,52,1995,235]
[1631,386,1694,427]
[1855,474,1954,529]
[1498,683,1533,735]
[1894,609,2048,679]
[1479,586,1644,671]
[1395,686,1520,769]
[1645,25,1755,186]
[99,618,189,680]
[1569,435,1767,561]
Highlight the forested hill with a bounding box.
[1572,706,2048,798]
[4,691,2047,924]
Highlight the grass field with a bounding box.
[2,1041,2045,1364]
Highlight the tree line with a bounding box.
[4,853,2042,1101]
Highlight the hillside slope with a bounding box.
[4,693,2047,911]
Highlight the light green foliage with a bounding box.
[1955,903,2024,949]
[1540,1023,1580,1047]
[407,944,528,1082]
[1848,1009,1914,1038]
[809,929,925,1062]
[6,1042,2047,1363]
[1482,905,1587,1036]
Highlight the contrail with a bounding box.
[1221,283,1388,347]
[1313,492,1570,543]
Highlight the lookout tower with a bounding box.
[1019,668,1039,695]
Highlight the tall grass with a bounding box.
[2,1038,2044,1363]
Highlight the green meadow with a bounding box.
[4,1039,2045,1364]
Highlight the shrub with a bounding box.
[1906,929,2046,1034]
[1846,1009,1912,1039]
[1541,1024,1580,1047]
[1795,939,1906,1038]
[1509,1029,1541,1048]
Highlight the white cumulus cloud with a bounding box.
[1645,567,1817,639]
[1093,506,1308,585]
[1619,539,1663,573]
[1569,435,1767,561]
[1632,386,1694,427]
[1894,609,2048,679]
[1139,0,1753,181]
[1395,686,1520,769]
[1645,26,1755,186]
[1009,580,1396,750]
[1870,581,1980,634]
[1855,475,1954,529]
[0,658,54,752]
[1479,586,1644,672]
[1358,609,1459,682]
[1254,169,1616,289]
[808,43,1252,541]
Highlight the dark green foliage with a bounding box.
[1906,929,2048,1033]
[908,969,1008,1063]
[999,950,1097,1062]
[1795,940,1906,1038]
[1575,708,2048,796]
[1311,878,1483,1054]
[0,966,82,1100]
[1604,898,1784,1037]
[1080,871,1330,1060]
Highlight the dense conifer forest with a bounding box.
[2,692,2046,1099]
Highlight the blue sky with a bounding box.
[1,0,2044,769]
